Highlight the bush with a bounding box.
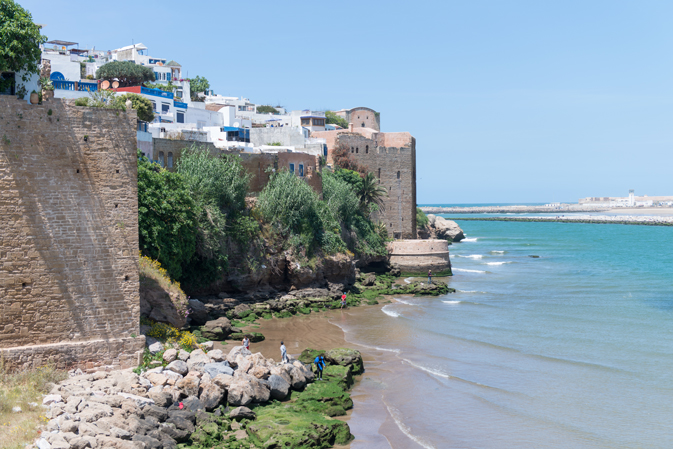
[257,105,279,114]
[96,61,155,87]
[416,207,429,228]
[114,93,154,122]
[325,111,348,129]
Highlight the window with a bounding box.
[289,163,295,173]
[378,168,381,182]
[323,145,328,157]
[301,118,310,126]
[397,171,400,179]
[177,112,184,123]
[158,152,164,167]
[361,122,365,127]
[299,164,304,177]
[356,147,358,154]
[176,89,182,98]
[167,152,173,168]
[151,101,157,112]
[312,118,324,126]
[366,145,369,154]
[351,147,354,153]
[162,103,170,114]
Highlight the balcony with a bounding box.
[140,86,174,99]
[53,80,99,92]
[174,101,188,109]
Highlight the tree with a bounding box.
[190,75,209,101]
[96,61,155,87]
[325,111,348,129]
[358,172,387,213]
[256,105,279,114]
[114,93,154,122]
[0,0,46,90]
[137,151,198,281]
[332,142,367,175]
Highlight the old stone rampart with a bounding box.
[388,239,451,274]
[0,97,144,371]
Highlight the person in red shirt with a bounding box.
[341,292,347,309]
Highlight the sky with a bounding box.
[21,0,673,204]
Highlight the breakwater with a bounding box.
[444,215,673,226]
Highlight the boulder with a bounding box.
[207,349,225,362]
[226,380,254,407]
[267,374,290,400]
[181,396,204,412]
[233,304,251,319]
[201,317,235,341]
[187,299,210,325]
[229,406,256,421]
[177,349,190,361]
[200,341,214,351]
[362,273,376,286]
[140,282,188,329]
[326,348,364,374]
[289,366,307,390]
[176,376,200,397]
[226,346,252,367]
[147,339,164,355]
[163,349,177,363]
[186,350,211,371]
[429,215,465,242]
[165,360,188,376]
[148,390,173,407]
[202,362,234,379]
[199,383,224,411]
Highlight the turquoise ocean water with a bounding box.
[335,220,673,448]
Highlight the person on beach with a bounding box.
[314,354,326,380]
[341,292,347,309]
[280,341,288,363]
[428,269,433,284]
[242,336,250,350]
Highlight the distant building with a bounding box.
[335,107,380,131]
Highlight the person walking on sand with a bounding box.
[314,354,326,380]
[280,341,288,363]
[242,336,250,351]
[341,292,347,309]
[428,269,433,284]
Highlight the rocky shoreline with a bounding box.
[442,215,673,226]
[35,345,363,449]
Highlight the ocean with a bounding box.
[332,219,673,448]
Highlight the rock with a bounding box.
[229,406,256,421]
[50,437,70,449]
[389,266,401,277]
[11,406,21,413]
[162,370,183,384]
[187,299,210,325]
[166,416,195,433]
[110,426,132,440]
[212,373,234,390]
[326,348,365,374]
[147,340,164,355]
[362,273,377,286]
[143,405,168,422]
[68,437,91,449]
[429,215,465,242]
[201,317,235,340]
[233,304,251,319]
[140,282,188,329]
[165,360,189,376]
[230,332,265,343]
[199,383,224,411]
[132,434,162,449]
[226,380,254,407]
[160,423,190,443]
[163,348,177,363]
[37,438,51,449]
[200,341,214,351]
[181,396,205,412]
[267,374,290,400]
[226,346,252,367]
[146,372,168,386]
[202,362,234,379]
[207,349,225,362]
[61,419,79,433]
[289,366,307,390]
[177,349,190,361]
[148,390,172,407]
[186,349,210,371]
[43,394,63,405]
[176,376,200,397]
[118,392,155,405]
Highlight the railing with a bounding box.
[52,80,99,92]
[140,86,174,99]
[174,101,188,109]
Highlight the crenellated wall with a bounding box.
[0,97,144,371]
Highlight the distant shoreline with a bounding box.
[444,216,673,226]
[420,205,673,216]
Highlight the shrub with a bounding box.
[114,93,154,122]
[257,105,279,114]
[96,61,155,87]
[416,207,429,228]
[325,111,348,129]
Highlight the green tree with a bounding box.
[190,75,210,101]
[114,93,154,122]
[325,111,349,129]
[358,172,387,213]
[96,61,155,87]
[416,207,429,228]
[256,105,279,114]
[0,0,46,91]
[137,151,198,281]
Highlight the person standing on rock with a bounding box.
[314,354,326,380]
[242,336,250,351]
[428,269,433,284]
[341,292,347,309]
[280,341,288,363]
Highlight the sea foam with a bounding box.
[385,403,436,449]
[402,359,451,379]
[382,305,400,318]
[462,237,478,242]
[443,300,461,304]
[454,268,487,273]
[485,261,512,266]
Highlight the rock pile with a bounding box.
[425,215,465,242]
[35,346,316,449]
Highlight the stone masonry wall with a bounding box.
[0,97,144,371]
[388,239,451,273]
[313,129,417,239]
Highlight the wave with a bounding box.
[385,403,436,449]
[402,358,451,379]
[393,298,416,305]
[491,250,505,254]
[462,237,478,242]
[455,254,483,259]
[355,343,401,353]
[457,290,486,294]
[442,300,461,304]
[453,268,487,273]
[485,261,512,266]
[382,305,400,318]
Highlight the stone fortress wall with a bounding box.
[0,97,144,371]
[313,126,417,239]
[387,239,451,274]
[335,107,380,131]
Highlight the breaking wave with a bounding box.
[385,403,436,449]
[453,268,487,273]
[382,305,400,318]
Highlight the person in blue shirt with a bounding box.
[314,354,326,380]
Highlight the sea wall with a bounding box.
[0,97,144,371]
[388,239,451,274]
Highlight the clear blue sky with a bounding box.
[22,0,673,204]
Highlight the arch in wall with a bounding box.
[167,152,173,168]
[50,71,65,81]
[361,122,365,127]
[158,151,164,167]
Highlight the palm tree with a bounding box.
[358,172,387,213]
